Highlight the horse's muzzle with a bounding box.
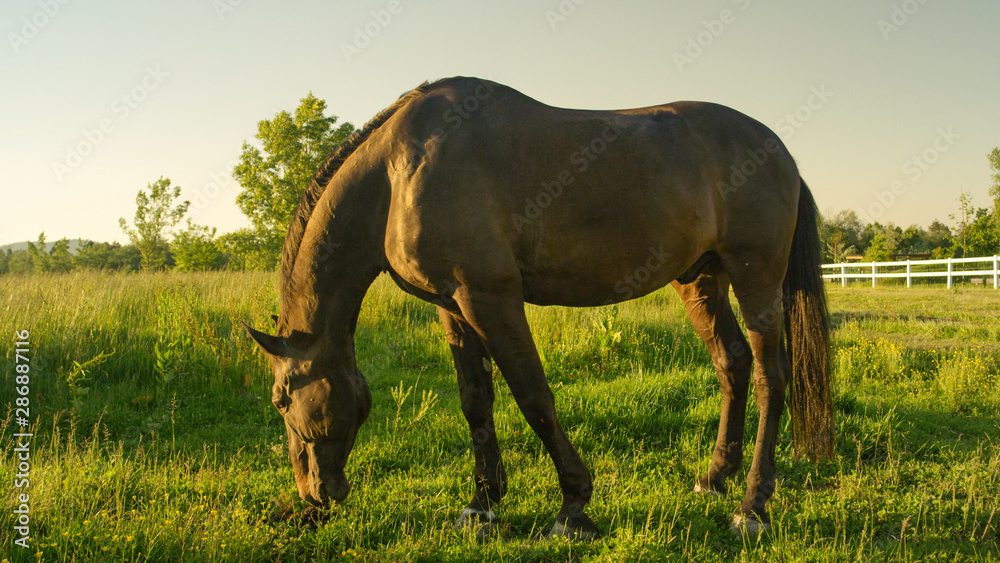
[306,472,351,506]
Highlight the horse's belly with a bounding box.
[518,242,698,306]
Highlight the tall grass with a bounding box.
[1,274,999,561]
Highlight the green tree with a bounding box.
[232,93,354,269]
[926,220,952,251]
[172,220,224,271]
[963,208,1000,257]
[825,240,854,264]
[0,248,11,274]
[862,223,902,262]
[949,190,975,252]
[26,232,51,273]
[74,240,139,271]
[109,244,142,272]
[8,250,33,274]
[74,240,112,270]
[820,210,865,261]
[119,177,190,271]
[863,233,892,262]
[898,225,928,255]
[216,228,270,271]
[49,238,73,272]
[989,147,1000,221]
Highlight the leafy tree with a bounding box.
[119,177,190,271]
[232,93,355,268]
[23,233,73,273]
[820,210,867,262]
[74,240,112,270]
[862,234,890,262]
[926,220,952,251]
[216,228,271,271]
[989,147,1000,221]
[172,220,224,271]
[824,241,854,264]
[26,232,51,273]
[949,190,976,252]
[74,240,139,271]
[0,248,11,274]
[49,238,73,272]
[8,250,33,274]
[862,223,903,262]
[963,208,1000,257]
[109,244,142,272]
[898,225,928,255]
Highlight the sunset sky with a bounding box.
[2,0,998,246]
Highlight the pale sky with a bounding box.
[2,0,998,246]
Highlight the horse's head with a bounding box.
[244,323,371,506]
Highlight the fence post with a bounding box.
[841,263,847,287]
[994,255,999,289]
[947,258,953,289]
[872,262,877,288]
[906,259,912,288]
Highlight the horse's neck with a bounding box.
[281,157,390,344]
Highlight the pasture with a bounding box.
[1,271,998,561]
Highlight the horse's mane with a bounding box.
[279,81,431,291]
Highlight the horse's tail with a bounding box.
[783,178,834,461]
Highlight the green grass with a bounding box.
[2,273,999,561]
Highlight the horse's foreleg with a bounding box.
[438,307,506,540]
[673,274,752,496]
[455,291,599,541]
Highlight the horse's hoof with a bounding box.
[454,507,497,541]
[547,514,599,541]
[730,513,770,535]
[692,482,724,497]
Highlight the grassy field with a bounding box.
[1,271,998,562]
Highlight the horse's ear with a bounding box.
[243,322,287,357]
[271,315,279,326]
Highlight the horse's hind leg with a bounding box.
[730,285,790,533]
[438,307,507,540]
[673,272,752,496]
[453,289,599,540]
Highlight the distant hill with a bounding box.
[1,239,86,254]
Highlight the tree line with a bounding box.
[1,99,998,275]
[820,149,1000,263]
[0,93,353,275]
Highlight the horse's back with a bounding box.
[381,78,800,306]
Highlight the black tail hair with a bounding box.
[783,178,834,461]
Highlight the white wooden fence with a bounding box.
[822,255,1000,289]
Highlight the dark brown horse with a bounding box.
[246,76,833,539]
